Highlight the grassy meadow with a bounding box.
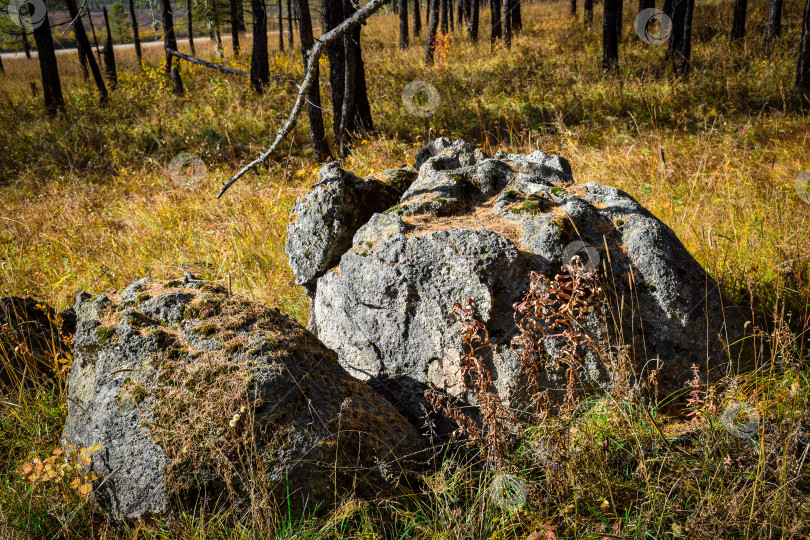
[1,0,810,537]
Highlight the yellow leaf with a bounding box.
[87,444,103,454]
[70,477,82,489]
[78,451,92,466]
[76,483,93,498]
[51,447,65,456]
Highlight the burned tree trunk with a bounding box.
[602,0,619,71]
[798,0,810,92]
[414,0,422,36]
[65,0,108,103]
[426,0,440,63]
[502,0,511,48]
[731,0,747,41]
[490,0,501,44]
[32,11,64,115]
[186,0,196,55]
[129,0,143,63]
[584,0,593,27]
[441,0,448,33]
[161,0,184,95]
[616,0,623,42]
[513,0,521,31]
[469,0,478,42]
[22,30,31,59]
[457,0,464,28]
[570,0,576,15]
[102,6,118,90]
[764,0,783,43]
[78,47,90,80]
[251,0,269,91]
[287,0,294,46]
[297,0,332,160]
[400,0,409,48]
[279,0,285,50]
[230,0,241,55]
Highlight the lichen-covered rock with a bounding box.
[62,276,423,520]
[285,162,407,293]
[0,297,75,386]
[291,138,750,427]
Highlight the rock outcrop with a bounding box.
[286,138,750,426]
[62,276,424,520]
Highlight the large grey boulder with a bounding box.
[285,162,410,293]
[289,138,750,426]
[62,276,423,520]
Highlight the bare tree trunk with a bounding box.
[449,0,454,31]
[22,30,31,59]
[731,0,747,41]
[338,0,358,156]
[287,0,294,46]
[584,0,593,27]
[0,55,4,74]
[667,0,686,63]
[65,0,108,103]
[295,0,332,160]
[78,46,90,80]
[414,0,421,36]
[213,0,224,56]
[457,0,464,28]
[616,0,623,42]
[129,0,143,63]
[161,0,184,95]
[678,0,694,75]
[323,0,345,136]
[279,0,285,50]
[400,0,409,48]
[513,0,521,31]
[570,0,576,16]
[186,0,195,55]
[85,7,103,62]
[602,0,619,71]
[441,0,448,33]
[426,0,440,63]
[469,0,479,42]
[502,0,511,48]
[230,0,241,55]
[32,11,64,115]
[798,0,810,91]
[764,0,783,43]
[251,0,270,91]
[102,6,118,90]
[238,0,246,31]
[490,0,501,44]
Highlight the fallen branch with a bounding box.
[216,0,391,198]
[165,47,250,77]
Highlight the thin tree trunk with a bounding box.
[251,0,270,91]
[441,0,448,33]
[230,0,241,55]
[400,0,409,48]
[469,0,479,42]
[296,0,331,159]
[78,47,90,80]
[129,0,143,63]
[414,0,421,36]
[616,0,623,42]
[426,0,440,63]
[0,54,4,74]
[323,0,345,137]
[502,0,511,48]
[186,0,195,55]
[65,0,108,103]
[570,0,576,16]
[490,0,501,44]
[161,0,184,95]
[86,7,103,62]
[238,0,247,31]
[457,0,464,28]
[279,0,285,50]
[102,6,118,90]
[731,0,747,41]
[667,0,686,62]
[584,0,593,27]
[677,0,694,75]
[32,11,64,115]
[287,0,294,45]
[764,0,783,43]
[797,0,810,91]
[213,1,224,55]
[449,0,454,31]
[22,30,31,59]
[338,0,358,156]
[513,0,521,31]
[602,0,619,71]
